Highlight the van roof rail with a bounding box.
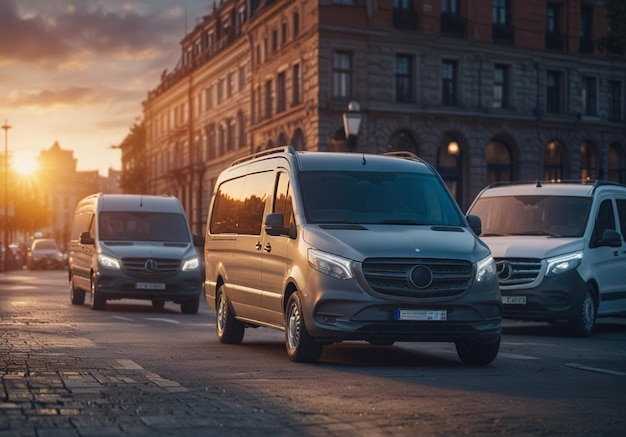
[486,179,626,189]
[383,151,420,161]
[231,146,297,167]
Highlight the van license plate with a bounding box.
[136,282,166,290]
[502,296,526,304]
[395,309,447,321]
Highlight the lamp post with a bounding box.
[1,120,10,272]
[342,100,362,151]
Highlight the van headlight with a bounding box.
[476,255,496,283]
[546,251,583,277]
[98,254,121,269]
[182,257,199,271]
[308,249,353,280]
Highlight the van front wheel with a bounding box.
[181,296,199,314]
[69,277,85,305]
[455,336,500,366]
[569,284,597,337]
[90,274,106,311]
[216,286,244,344]
[285,293,323,363]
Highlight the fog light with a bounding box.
[316,314,337,324]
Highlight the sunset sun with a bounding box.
[13,154,39,176]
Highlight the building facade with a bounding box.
[140,0,626,235]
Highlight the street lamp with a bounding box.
[342,100,362,151]
[1,119,10,272]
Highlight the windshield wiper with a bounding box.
[376,220,424,225]
[514,230,557,236]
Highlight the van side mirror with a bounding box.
[466,214,482,236]
[265,213,291,237]
[193,234,205,247]
[599,229,623,248]
[80,231,94,245]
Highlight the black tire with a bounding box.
[152,299,165,309]
[455,335,500,366]
[216,286,244,344]
[568,284,597,337]
[368,340,395,346]
[69,276,86,305]
[285,293,323,363]
[90,274,106,311]
[180,295,199,314]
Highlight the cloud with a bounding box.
[9,86,108,108]
[0,0,183,69]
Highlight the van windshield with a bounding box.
[469,195,591,237]
[98,212,191,243]
[300,171,463,226]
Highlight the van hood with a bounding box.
[302,224,489,262]
[479,236,584,259]
[99,241,195,259]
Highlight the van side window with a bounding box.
[592,199,616,246]
[71,212,93,240]
[210,171,273,235]
[273,172,294,227]
[617,199,626,236]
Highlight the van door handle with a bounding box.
[264,243,272,253]
[255,242,262,251]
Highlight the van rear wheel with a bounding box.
[216,286,244,344]
[285,293,323,363]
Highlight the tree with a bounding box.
[118,118,147,194]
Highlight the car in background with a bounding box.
[27,239,65,270]
[467,180,626,337]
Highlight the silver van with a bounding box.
[68,194,203,313]
[204,147,502,364]
[468,180,626,336]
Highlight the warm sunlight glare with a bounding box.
[13,153,39,176]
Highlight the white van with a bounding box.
[204,147,502,365]
[468,180,626,336]
[68,194,203,313]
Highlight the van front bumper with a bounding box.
[500,269,586,321]
[95,270,203,302]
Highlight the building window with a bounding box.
[442,60,458,106]
[609,81,623,122]
[486,140,513,185]
[493,64,510,109]
[581,141,598,180]
[204,87,212,111]
[608,143,626,184]
[265,80,272,118]
[437,136,463,208]
[217,78,224,104]
[239,66,246,91]
[277,72,286,113]
[492,0,513,42]
[333,51,352,98]
[582,76,597,116]
[227,72,235,97]
[293,12,300,37]
[546,71,562,114]
[544,141,564,181]
[395,55,412,103]
[546,2,563,49]
[292,63,301,105]
[579,4,594,53]
[333,0,355,4]
[272,29,278,52]
[281,21,288,45]
[441,0,463,34]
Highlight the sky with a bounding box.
[0,0,215,176]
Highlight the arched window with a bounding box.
[544,140,564,181]
[266,140,275,150]
[291,128,306,150]
[237,112,246,147]
[437,135,463,206]
[486,139,513,185]
[277,132,287,147]
[387,130,418,154]
[580,141,598,180]
[608,142,626,183]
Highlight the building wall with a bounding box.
[140,0,626,229]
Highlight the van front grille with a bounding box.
[362,258,472,298]
[121,258,181,277]
[494,258,542,286]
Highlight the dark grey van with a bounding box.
[68,194,203,313]
[204,148,502,364]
